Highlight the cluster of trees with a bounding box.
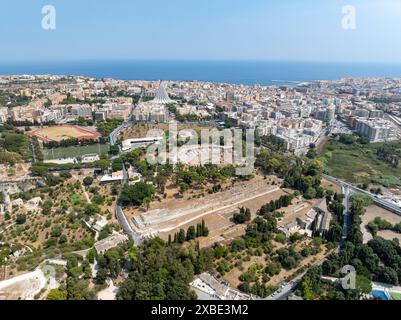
[377,145,400,168]
[44,224,68,248]
[233,209,322,297]
[258,194,294,216]
[243,214,277,248]
[233,207,252,224]
[322,237,401,291]
[298,265,372,300]
[325,192,345,243]
[237,263,279,298]
[96,119,123,137]
[60,94,106,107]
[318,193,401,296]
[120,148,175,191]
[276,246,303,270]
[47,251,97,300]
[175,164,238,194]
[257,135,286,152]
[118,239,202,300]
[368,217,401,236]
[283,159,324,199]
[169,220,209,244]
[112,158,124,172]
[255,150,291,178]
[0,126,30,164]
[338,133,369,146]
[256,151,324,200]
[96,246,127,284]
[44,138,104,149]
[121,149,242,198]
[306,146,318,159]
[120,182,155,208]
[30,160,110,178]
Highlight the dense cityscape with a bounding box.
[1,74,401,302]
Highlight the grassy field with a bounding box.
[43,144,110,160]
[390,292,401,300]
[319,139,401,185]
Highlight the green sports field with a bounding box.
[390,292,401,300]
[43,144,110,160]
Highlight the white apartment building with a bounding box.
[356,119,397,142]
[0,107,8,124]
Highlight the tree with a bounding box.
[233,207,252,224]
[59,234,68,244]
[326,221,343,243]
[30,165,48,177]
[41,199,53,215]
[196,223,202,238]
[86,248,97,264]
[339,134,356,145]
[83,176,94,187]
[307,148,317,159]
[117,239,197,300]
[377,266,399,285]
[304,187,317,200]
[265,262,282,276]
[177,229,186,244]
[46,289,67,300]
[186,226,196,241]
[84,203,100,216]
[144,197,151,211]
[66,278,94,300]
[112,158,124,172]
[300,276,315,300]
[96,268,109,284]
[231,238,246,252]
[201,220,209,237]
[16,214,27,225]
[109,145,120,156]
[120,182,155,207]
[179,182,189,195]
[98,225,113,240]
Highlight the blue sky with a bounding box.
[0,0,401,63]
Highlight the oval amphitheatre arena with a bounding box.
[26,125,102,143]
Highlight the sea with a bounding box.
[1,60,401,86]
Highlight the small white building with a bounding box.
[81,154,100,163]
[100,171,124,184]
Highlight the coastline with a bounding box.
[2,60,401,86]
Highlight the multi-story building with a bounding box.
[133,103,169,123]
[0,107,8,124]
[314,105,335,124]
[353,118,397,142]
[70,104,93,119]
[108,103,132,120]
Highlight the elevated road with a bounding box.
[323,174,401,216]
[109,120,133,147]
